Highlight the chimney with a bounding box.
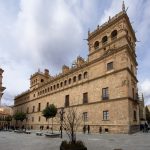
[44,69,49,76]
[62,65,69,74]
[76,56,85,67]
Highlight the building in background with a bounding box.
[0,68,6,106]
[13,3,142,133]
[0,106,13,129]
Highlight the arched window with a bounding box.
[111,30,117,40]
[60,82,63,87]
[51,86,53,91]
[53,85,56,90]
[102,36,108,45]
[64,80,67,86]
[94,41,99,50]
[57,83,59,88]
[41,79,44,82]
[84,72,88,79]
[73,76,76,82]
[78,74,82,81]
[69,78,71,84]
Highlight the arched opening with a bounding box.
[69,78,71,84]
[111,30,117,40]
[84,72,88,79]
[102,36,108,45]
[94,41,99,50]
[60,82,63,87]
[78,74,82,81]
[57,83,59,88]
[64,80,67,86]
[73,76,76,82]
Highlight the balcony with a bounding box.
[102,96,109,100]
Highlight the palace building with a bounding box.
[13,3,142,133]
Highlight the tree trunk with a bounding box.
[52,117,53,134]
[48,118,49,132]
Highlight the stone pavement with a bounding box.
[0,131,150,150]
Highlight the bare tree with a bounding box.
[62,107,82,144]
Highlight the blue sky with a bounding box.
[0,0,150,105]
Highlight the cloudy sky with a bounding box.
[0,0,150,105]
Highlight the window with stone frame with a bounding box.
[94,41,100,50]
[78,74,82,81]
[83,112,88,122]
[38,103,41,112]
[26,107,29,113]
[68,78,71,84]
[64,80,67,86]
[46,102,49,107]
[111,30,117,40]
[73,76,76,82]
[57,83,59,89]
[83,92,88,104]
[102,87,109,100]
[107,62,113,71]
[102,36,108,45]
[32,106,35,112]
[38,116,41,122]
[32,117,34,122]
[83,72,88,79]
[65,95,69,107]
[133,110,137,121]
[103,111,109,120]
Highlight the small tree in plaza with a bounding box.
[42,104,57,133]
[13,112,26,128]
[5,115,12,127]
[60,107,87,150]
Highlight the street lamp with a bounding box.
[59,107,65,138]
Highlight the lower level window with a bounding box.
[83,112,88,122]
[103,111,109,120]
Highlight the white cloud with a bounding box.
[0,0,100,105]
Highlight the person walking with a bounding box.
[83,125,86,134]
[87,125,90,134]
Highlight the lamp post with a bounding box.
[59,107,65,138]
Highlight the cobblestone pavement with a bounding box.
[0,131,150,150]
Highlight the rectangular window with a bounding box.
[134,110,137,121]
[38,103,41,111]
[102,87,109,100]
[32,106,35,112]
[46,102,49,107]
[107,62,113,71]
[39,116,41,122]
[65,95,69,107]
[83,112,88,122]
[132,88,134,100]
[32,117,34,122]
[26,107,29,114]
[83,92,88,104]
[103,111,109,120]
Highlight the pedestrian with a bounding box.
[99,126,102,134]
[144,122,148,133]
[87,125,90,134]
[83,125,86,134]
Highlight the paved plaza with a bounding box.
[0,131,150,150]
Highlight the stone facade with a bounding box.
[0,68,5,105]
[0,106,13,128]
[13,8,141,133]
